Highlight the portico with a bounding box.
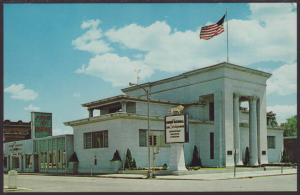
[233,94,260,166]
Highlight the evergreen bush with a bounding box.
[190,145,202,167]
[124,148,137,169]
[111,150,122,161]
[281,149,290,163]
[162,163,168,170]
[244,147,250,166]
[132,158,137,168]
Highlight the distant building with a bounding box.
[3,112,53,143]
[3,120,31,143]
[3,135,74,173]
[283,136,297,163]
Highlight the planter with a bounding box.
[111,161,122,172]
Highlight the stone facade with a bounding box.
[64,62,284,172]
[4,62,285,174]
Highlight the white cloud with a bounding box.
[106,21,225,72]
[105,3,296,72]
[267,63,296,95]
[24,104,40,112]
[267,104,297,124]
[73,4,296,86]
[72,19,111,54]
[4,84,38,101]
[75,53,153,87]
[73,92,81,98]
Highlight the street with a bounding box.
[3,173,297,192]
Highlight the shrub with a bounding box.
[281,149,290,163]
[162,163,168,170]
[69,152,79,162]
[190,145,202,167]
[111,150,122,161]
[244,147,250,166]
[124,148,137,169]
[132,158,137,168]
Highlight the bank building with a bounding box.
[4,62,284,174]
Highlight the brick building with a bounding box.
[283,136,297,163]
[3,120,31,142]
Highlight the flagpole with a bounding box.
[226,9,229,63]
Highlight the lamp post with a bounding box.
[129,82,153,178]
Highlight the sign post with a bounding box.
[165,113,189,173]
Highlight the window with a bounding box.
[210,132,214,159]
[139,130,147,146]
[84,132,92,149]
[92,132,101,148]
[12,156,19,169]
[267,136,275,149]
[49,152,53,168]
[139,129,168,147]
[25,155,31,168]
[58,150,61,163]
[209,102,214,121]
[4,157,7,168]
[149,135,157,146]
[84,130,108,149]
[103,131,108,147]
[108,104,121,113]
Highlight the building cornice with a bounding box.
[122,62,272,93]
[81,95,185,109]
[82,95,202,109]
[64,112,213,127]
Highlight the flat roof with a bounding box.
[33,134,73,141]
[82,94,184,108]
[122,62,272,93]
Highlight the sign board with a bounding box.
[165,114,189,144]
[31,112,52,138]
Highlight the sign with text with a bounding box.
[31,112,52,138]
[165,114,189,144]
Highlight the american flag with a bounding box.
[200,15,225,40]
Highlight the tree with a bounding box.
[267,111,278,127]
[244,147,250,166]
[111,150,122,161]
[281,115,297,137]
[281,149,290,163]
[190,145,202,167]
[124,148,137,169]
[124,149,132,169]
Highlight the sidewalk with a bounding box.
[97,167,297,180]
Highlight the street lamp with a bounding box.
[129,82,153,178]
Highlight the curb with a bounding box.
[154,172,297,181]
[96,176,147,179]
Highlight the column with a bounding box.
[249,96,259,166]
[88,109,94,118]
[121,102,127,112]
[233,93,242,165]
[256,98,261,164]
[214,91,224,167]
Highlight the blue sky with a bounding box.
[4,3,297,135]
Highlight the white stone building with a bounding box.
[64,62,284,173]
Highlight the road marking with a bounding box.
[4,186,33,192]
